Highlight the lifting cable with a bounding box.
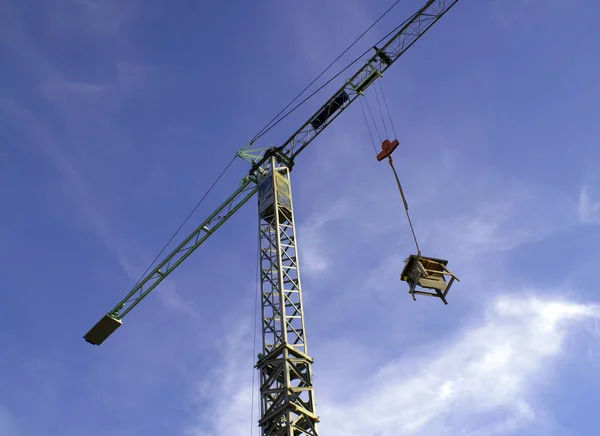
[359,85,421,255]
[388,155,421,255]
[250,229,261,436]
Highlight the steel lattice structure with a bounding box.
[256,156,318,436]
[83,2,461,435]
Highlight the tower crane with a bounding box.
[84,1,461,435]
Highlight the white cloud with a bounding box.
[0,96,166,293]
[184,316,258,436]
[298,199,353,275]
[184,293,599,436]
[577,184,600,224]
[0,99,131,272]
[318,294,599,436]
[0,404,17,436]
[155,281,199,319]
[426,180,574,264]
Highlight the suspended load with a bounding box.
[375,137,459,304]
[400,254,459,305]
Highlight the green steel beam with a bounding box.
[84,177,258,345]
[236,145,269,165]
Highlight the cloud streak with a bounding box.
[184,316,258,436]
[183,292,599,436]
[0,404,17,436]
[577,185,600,225]
[155,282,200,319]
[319,294,598,436]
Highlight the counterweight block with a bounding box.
[400,254,459,305]
[84,314,122,345]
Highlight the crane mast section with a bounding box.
[249,0,459,175]
[112,179,257,320]
[257,158,318,436]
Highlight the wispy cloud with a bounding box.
[0,0,166,312]
[426,179,575,264]
[0,0,149,277]
[70,0,140,36]
[298,199,353,275]
[42,61,153,101]
[0,404,17,436]
[184,316,258,436]
[0,97,136,273]
[155,282,200,319]
[320,294,598,436]
[577,184,600,225]
[182,292,599,436]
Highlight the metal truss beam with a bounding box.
[257,156,318,436]
[249,0,459,175]
[84,178,258,344]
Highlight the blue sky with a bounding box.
[1,0,600,435]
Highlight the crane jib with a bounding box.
[84,0,461,347]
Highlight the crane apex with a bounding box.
[84,314,122,345]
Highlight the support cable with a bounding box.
[378,80,398,139]
[387,155,420,254]
[364,95,383,143]
[374,84,389,139]
[132,155,237,288]
[359,97,378,154]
